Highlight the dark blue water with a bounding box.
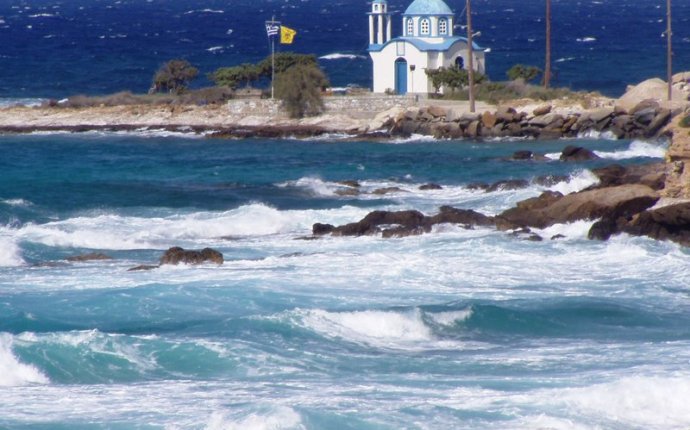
[1,0,689,99]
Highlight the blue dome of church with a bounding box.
[403,0,453,16]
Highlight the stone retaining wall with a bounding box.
[225,95,414,120]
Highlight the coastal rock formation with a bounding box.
[621,202,690,246]
[388,101,674,140]
[309,163,690,247]
[312,207,493,238]
[497,184,660,229]
[160,247,224,265]
[661,110,690,198]
[591,162,667,190]
[616,78,690,112]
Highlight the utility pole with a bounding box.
[544,0,551,88]
[466,0,475,113]
[667,0,673,102]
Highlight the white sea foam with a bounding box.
[0,98,45,107]
[207,46,224,53]
[428,309,473,326]
[0,236,25,266]
[0,333,49,386]
[558,375,690,428]
[1,198,33,207]
[6,204,369,250]
[576,36,597,42]
[206,406,303,430]
[280,176,340,197]
[535,219,595,240]
[391,134,440,144]
[184,9,224,14]
[318,53,366,60]
[576,129,618,140]
[547,169,599,194]
[555,56,576,63]
[299,308,433,347]
[594,140,667,160]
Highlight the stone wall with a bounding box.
[225,95,415,120]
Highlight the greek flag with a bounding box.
[265,22,280,38]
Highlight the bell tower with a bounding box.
[368,0,392,46]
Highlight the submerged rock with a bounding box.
[419,183,443,190]
[66,252,112,262]
[127,264,159,272]
[160,247,224,265]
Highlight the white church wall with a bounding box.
[444,44,486,74]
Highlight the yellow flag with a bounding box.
[280,26,297,44]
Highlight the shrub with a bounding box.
[425,66,486,93]
[274,63,329,118]
[679,114,690,128]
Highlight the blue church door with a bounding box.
[395,58,408,95]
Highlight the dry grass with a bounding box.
[47,87,235,109]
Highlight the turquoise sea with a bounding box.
[1,133,689,429]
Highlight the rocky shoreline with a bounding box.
[387,99,673,140]
[3,78,690,248]
[309,153,690,246]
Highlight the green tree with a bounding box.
[258,52,319,76]
[151,59,199,94]
[507,64,543,83]
[210,63,261,89]
[274,63,329,118]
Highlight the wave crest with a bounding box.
[595,140,667,160]
[0,333,49,386]
[0,236,25,267]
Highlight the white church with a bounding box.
[367,0,486,95]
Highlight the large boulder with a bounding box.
[591,163,667,190]
[560,145,600,162]
[617,79,686,111]
[497,184,659,229]
[621,202,690,245]
[160,247,224,265]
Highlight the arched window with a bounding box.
[455,56,464,69]
[420,18,430,35]
[406,18,414,36]
[439,19,447,35]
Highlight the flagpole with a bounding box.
[271,15,276,100]
[271,35,275,99]
[466,0,475,113]
[667,0,672,102]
